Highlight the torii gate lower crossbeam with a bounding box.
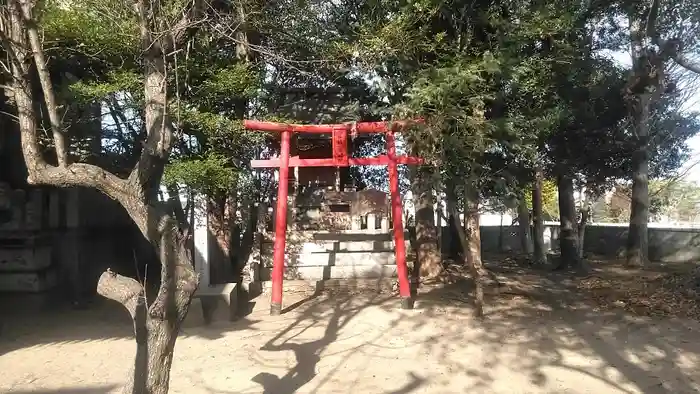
[246,120,424,315]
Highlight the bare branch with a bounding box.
[671,52,700,75]
[97,269,145,320]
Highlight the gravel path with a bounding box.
[2,290,700,394]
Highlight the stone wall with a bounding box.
[0,185,157,307]
[469,223,700,263]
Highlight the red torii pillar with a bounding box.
[246,119,423,315]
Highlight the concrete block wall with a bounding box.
[468,223,700,263]
[0,186,156,305]
[0,187,61,294]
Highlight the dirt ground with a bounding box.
[2,257,700,394]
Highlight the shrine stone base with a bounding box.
[184,283,238,327]
[260,278,397,295]
[245,229,412,285]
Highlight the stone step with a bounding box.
[259,264,397,281]
[261,240,409,254]
[260,251,397,267]
[260,278,397,294]
[0,269,58,292]
[263,231,410,243]
[0,247,52,272]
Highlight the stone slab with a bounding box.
[0,247,51,272]
[262,230,411,243]
[185,283,237,326]
[259,264,397,281]
[260,278,396,294]
[0,269,58,292]
[260,251,397,267]
[261,240,409,254]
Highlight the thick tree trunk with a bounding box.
[412,166,441,277]
[452,181,485,317]
[208,190,235,284]
[556,173,580,269]
[96,206,198,394]
[517,194,533,254]
[532,168,547,264]
[4,1,204,393]
[12,62,199,393]
[624,13,660,267]
[626,97,651,267]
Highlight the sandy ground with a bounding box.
[2,280,700,394]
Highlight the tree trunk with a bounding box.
[451,181,485,317]
[4,1,204,393]
[444,178,460,259]
[626,96,651,266]
[412,166,441,278]
[498,212,505,252]
[18,0,68,167]
[556,173,580,269]
[532,167,547,264]
[624,12,661,267]
[578,205,590,260]
[12,60,199,392]
[208,192,234,284]
[96,206,198,394]
[517,194,533,254]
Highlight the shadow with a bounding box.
[8,385,118,394]
[250,288,396,394]
[384,372,427,394]
[281,286,323,314]
[5,240,700,393]
[401,257,700,394]
[0,197,260,394]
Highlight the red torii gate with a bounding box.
[245,119,424,315]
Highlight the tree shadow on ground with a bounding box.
[407,259,700,394]
[4,258,700,394]
[8,385,118,394]
[0,294,261,357]
[244,290,433,394]
[238,258,700,394]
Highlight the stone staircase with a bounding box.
[256,231,411,281]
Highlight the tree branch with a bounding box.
[671,51,700,75]
[16,0,68,167]
[170,0,205,47]
[1,2,133,205]
[127,0,206,203]
[97,269,145,320]
[653,37,700,75]
[1,2,129,202]
[644,0,660,40]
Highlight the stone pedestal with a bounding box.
[185,283,238,326]
[187,194,239,326]
[367,214,377,231]
[381,217,389,231]
[351,216,361,230]
[193,194,210,288]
